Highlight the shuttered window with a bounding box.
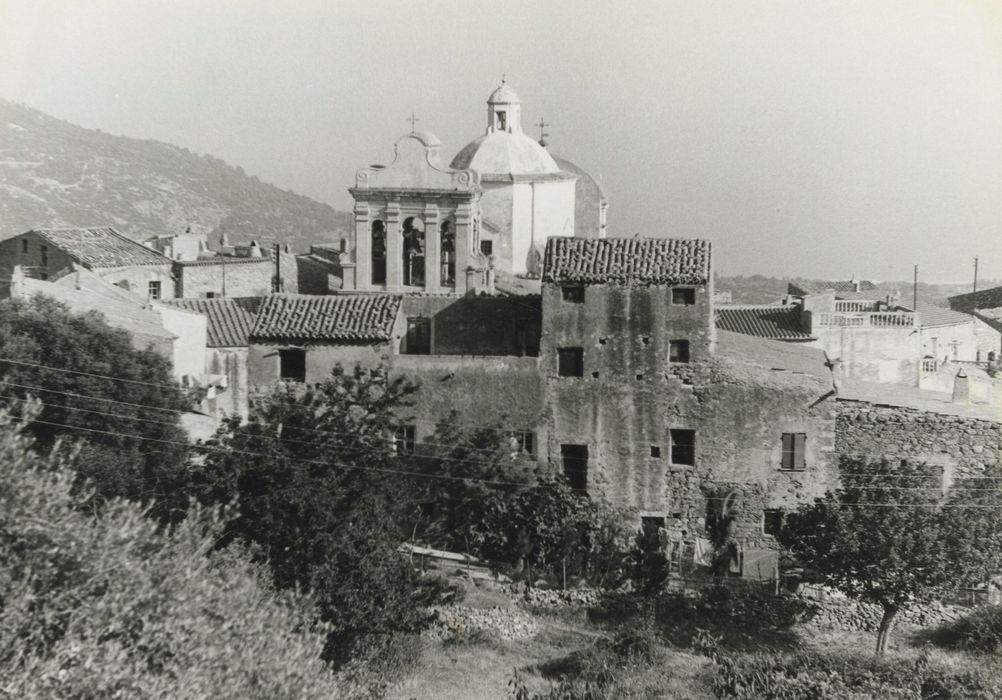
[781,433,806,470]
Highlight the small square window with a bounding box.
[480,240,494,256]
[20,239,28,254]
[204,292,216,299]
[279,348,306,382]
[672,288,696,306]
[636,373,644,380]
[394,425,416,455]
[558,347,584,377]
[561,285,585,303]
[781,433,807,470]
[763,509,784,537]
[670,429,695,466]
[598,338,607,345]
[669,340,690,363]
[650,445,662,459]
[404,317,431,355]
[511,431,535,458]
[39,272,48,281]
[148,281,162,300]
[591,371,600,378]
[641,336,650,345]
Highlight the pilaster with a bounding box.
[385,203,402,290]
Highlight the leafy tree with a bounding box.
[0,404,341,699]
[0,295,191,520]
[780,457,1002,654]
[192,365,425,661]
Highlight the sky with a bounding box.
[1,0,1001,281]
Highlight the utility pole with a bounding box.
[913,265,918,311]
[974,257,979,293]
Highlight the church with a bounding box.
[341,81,608,294]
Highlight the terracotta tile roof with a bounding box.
[173,256,272,267]
[542,237,710,286]
[716,330,833,384]
[29,227,171,268]
[161,297,263,346]
[787,280,877,295]
[251,294,401,342]
[715,305,813,340]
[917,303,973,328]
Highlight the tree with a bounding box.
[0,295,192,521]
[192,365,425,661]
[0,404,341,699]
[780,457,1002,654]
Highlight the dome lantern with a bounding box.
[486,79,522,135]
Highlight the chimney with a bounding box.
[828,357,843,393]
[952,368,970,404]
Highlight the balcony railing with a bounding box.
[833,300,880,312]
[813,311,917,329]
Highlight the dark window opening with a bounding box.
[279,348,306,382]
[511,431,535,457]
[641,336,650,345]
[650,445,662,459]
[598,338,607,345]
[496,110,507,130]
[558,347,584,377]
[20,239,27,254]
[371,220,386,285]
[40,245,48,267]
[670,429,695,466]
[561,285,585,303]
[205,292,216,299]
[514,318,540,357]
[394,425,416,455]
[780,433,806,470]
[405,317,432,355]
[402,217,426,286]
[669,340,690,363]
[672,288,696,306]
[480,240,493,257]
[148,281,162,300]
[591,371,600,378]
[561,444,588,490]
[641,516,666,540]
[440,220,456,285]
[763,509,784,537]
[636,373,644,380]
[39,273,48,281]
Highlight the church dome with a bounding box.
[450,131,559,176]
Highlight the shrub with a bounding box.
[925,605,1002,653]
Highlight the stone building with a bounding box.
[0,227,175,299]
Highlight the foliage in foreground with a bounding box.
[0,407,342,699]
[779,457,1002,653]
[924,604,1002,653]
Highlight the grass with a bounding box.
[385,581,1002,699]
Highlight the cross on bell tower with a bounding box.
[536,117,549,147]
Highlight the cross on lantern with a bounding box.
[536,117,550,145]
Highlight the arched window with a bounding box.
[402,216,425,286]
[440,219,456,286]
[371,220,386,285]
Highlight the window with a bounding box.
[148,281,162,300]
[557,347,584,377]
[496,110,507,130]
[279,348,306,382]
[561,444,588,490]
[669,340,690,363]
[781,433,807,470]
[394,425,416,454]
[763,509,784,537]
[204,292,216,299]
[561,285,585,303]
[20,239,27,254]
[511,431,535,458]
[650,445,662,459]
[514,318,540,357]
[669,429,695,466]
[39,273,48,281]
[405,317,431,355]
[371,220,387,285]
[672,288,695,305]
[40,245,48,267]
[480,240,494,256]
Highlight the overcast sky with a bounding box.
[2,0,1000,280]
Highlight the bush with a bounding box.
[711,650,1002,699]
[925,605,1002,653]
[0,409,341,699]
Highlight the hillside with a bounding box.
[0,99,351,251]
[716,274,991,307]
